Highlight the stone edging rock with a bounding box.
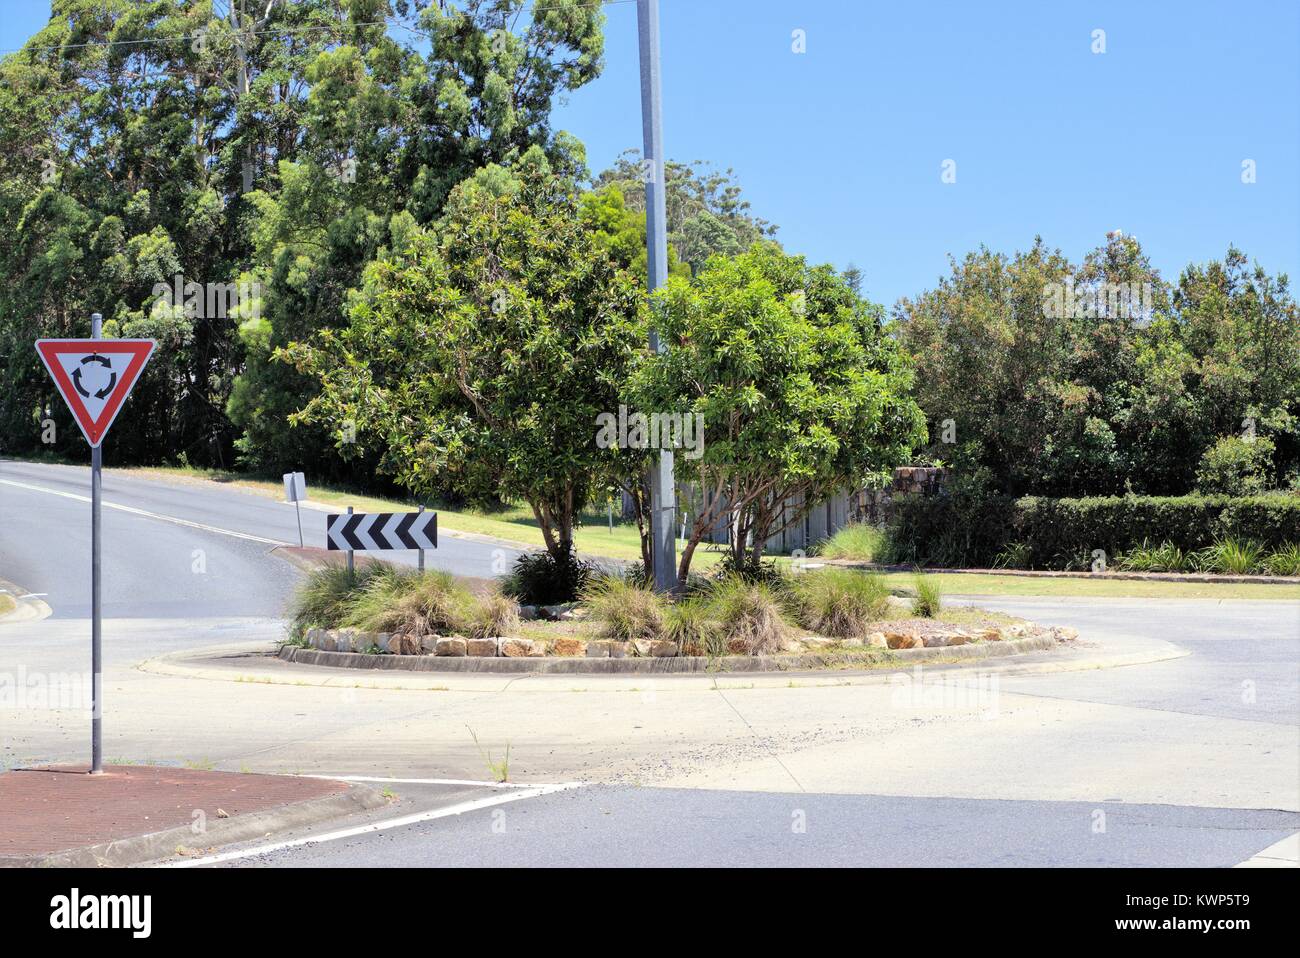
[279,633,1057,674]
[296,621,1070,660]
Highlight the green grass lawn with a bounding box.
[870,570,1299,601]
[120,463,725,570]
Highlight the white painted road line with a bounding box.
[162,782,586,868]
[0,477,289,546]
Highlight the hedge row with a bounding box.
[887,492,1300,570]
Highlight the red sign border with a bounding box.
[35,339,156,447]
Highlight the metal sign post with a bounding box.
[89,313,103,775]
[283,471,306,547]
[35,321,155,777]
[417,504,425,572]
[346,505,355,580]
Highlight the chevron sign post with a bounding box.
[326,510,438,572]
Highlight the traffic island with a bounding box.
[278,559,1082,674]
[0,765,385,867]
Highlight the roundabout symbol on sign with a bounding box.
[71,354,117,400]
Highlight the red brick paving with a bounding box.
[0,765,345,857]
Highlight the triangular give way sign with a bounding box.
[35,339,156,447]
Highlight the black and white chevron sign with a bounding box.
[326,512,438,551]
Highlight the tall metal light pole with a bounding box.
[637,0,677,592]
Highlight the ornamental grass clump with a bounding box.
[911,573,942,618]
[1192,537,1264,575]
[663,596,723,656]
[343,568,475,637]
[288,561,394,639]
[791,568,891,638]
[816,523,886,562]
[583,576,666,641]
[1117,539,1188,572]
[708,576,789,655]
[468,591,522,639]
[1264,543,1300,577]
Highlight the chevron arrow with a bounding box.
[395,512,419,548]
[341,512,366,550]
[370,513,395,550]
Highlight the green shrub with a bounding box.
[1012,494,1299,569]
[709,551,792,589]
[790,568,891,637]
[501,547,592,605]
[1213,496,1300,546]
[888,491,1299,571]
[707,577,789,655]
[885,477,1017,568]
[1191,538,1265,575]
[911,574,942,617]
[1117,539,1188,572]
[1196,435,1276,495]
[991,541,1033,569]
[663,597,722,656]
[1264,543,1300,577]
[583,577,665,641]
[816,524,885,561]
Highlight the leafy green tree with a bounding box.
[284,162,646,561]
[0,0,257,463]
[579,184,687,280]
[0,0,607,475]
[842,263,864,296]
[593,152,777,274]
[1174,247,1299,486]
[895,238,1083,494]
[630,242,925,585]
[897,236,1298,496]
[1196,435,1277,495]
[230,0,608,476]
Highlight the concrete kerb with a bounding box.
[138,634,1189,693]
[0,781,387,868]
[0,576,52,624]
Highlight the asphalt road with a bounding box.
[221,784,1299,869]
[0,458,517,609]
[953,596,1300,725]
[2,458,1297,868]
[0,458,520,671]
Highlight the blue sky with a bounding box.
[554,0,1300,305]
[5,1,1297,307]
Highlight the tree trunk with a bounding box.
[625,476,653,580]
[531,500,559,558]
[677,531,703,590]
